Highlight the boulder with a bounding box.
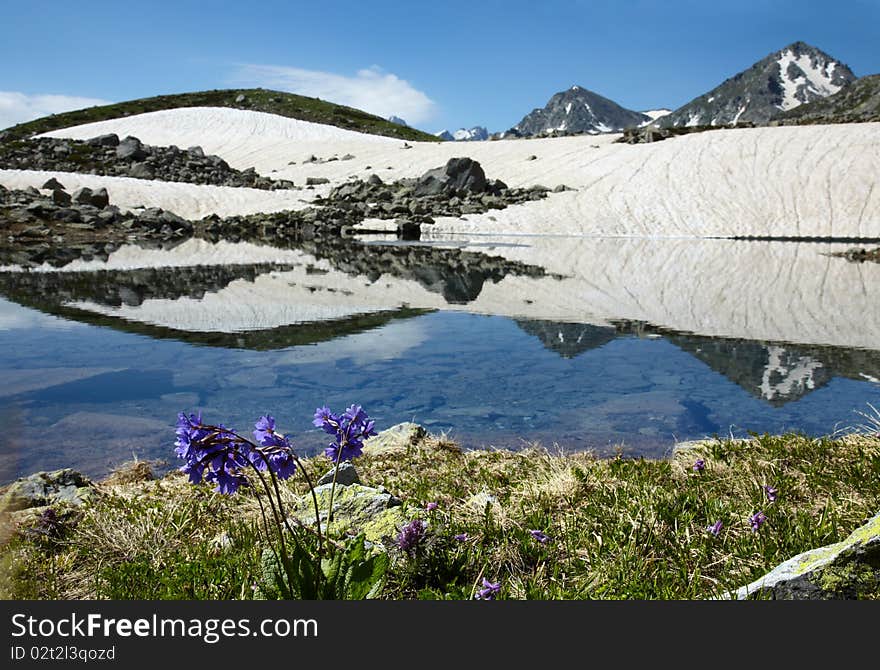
[0,469,95,512]
[730,510,880,599]
[289,483,406,544]
[306,177,330,186]
[234,94,246,103]
[129,163,155,180]
[86,133,119,147]
[89,187,109,209]
[51,189,72,206]
[317,461,361,486]
[71,186,94,205]
[116,136,148,161]
[413,157,487,196]
[41,177,66,191]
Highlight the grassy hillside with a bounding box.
[0,88,440,142]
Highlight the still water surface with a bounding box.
[1,235,879,482]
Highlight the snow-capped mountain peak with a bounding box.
[510,86,649,136]
[659,41,856,128]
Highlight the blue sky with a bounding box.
[1,0,878,133]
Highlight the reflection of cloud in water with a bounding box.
[276,319,427,366]
[0,298,79,331]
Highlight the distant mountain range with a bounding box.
[503,41,861,137]
[435,126,490,142]
[658,41,856,127]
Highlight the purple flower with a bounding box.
[750,511,767,532]
[251,415,297,480]
[426,502,438,512]
[475,578,501,600]
[175,412,252,494]
[528,529,551,544]
[707,520,723,537]
[692,458,706,473]
[397,519,427,554]
[175,410,301,495]
[454,533,469,542]
[314,404,377,463]
[763,485,778,503]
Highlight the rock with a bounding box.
[51,189,72,206]
[116,136,148,161]
[730,510,880,599]
[0,469,95,512]
[129,163,155,179]
[526,155,537,161]
[89,187,109,209]
[234,94,246,103]
[187,146,205,158]
[367,174,383,186]
[71,187,94,205]
[41,177,66,191]
[397,219,421,240]
[413,157,487,196]
[289,483,405,544]
[306,177,331,186]
[367,422,427,455]
[86,133,119,147]
[317,461,362,486]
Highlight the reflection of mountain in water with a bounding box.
[665,332,880,406]
[515,319,616,358]
[517,317,880,406]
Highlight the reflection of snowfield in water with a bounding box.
[37,236,880,352]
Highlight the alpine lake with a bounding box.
[2,231,880,484]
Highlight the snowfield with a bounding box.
[0,106,873,238]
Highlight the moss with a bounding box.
[816,561,880,598]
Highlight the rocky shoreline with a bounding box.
[0,157,553,268]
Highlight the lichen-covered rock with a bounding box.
[367,422,427,455]
[730,510,880,599]
[289,483,407,545]
[0,469,95,512]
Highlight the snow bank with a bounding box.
[21,106,880,238]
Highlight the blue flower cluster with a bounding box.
[313,404,378,463]
[174,411,297,495]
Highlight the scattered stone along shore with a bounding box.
[0,158,553,268]
[831,246,880,263]
[0,134,296,190]
[324,156,551,234]
[0,181,193,267]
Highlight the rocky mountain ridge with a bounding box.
[659,41,856,128]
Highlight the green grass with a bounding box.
[2,432,879,600]
[0,88,440,143]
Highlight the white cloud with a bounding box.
[233,64,437,125]
[0,91,111,131]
